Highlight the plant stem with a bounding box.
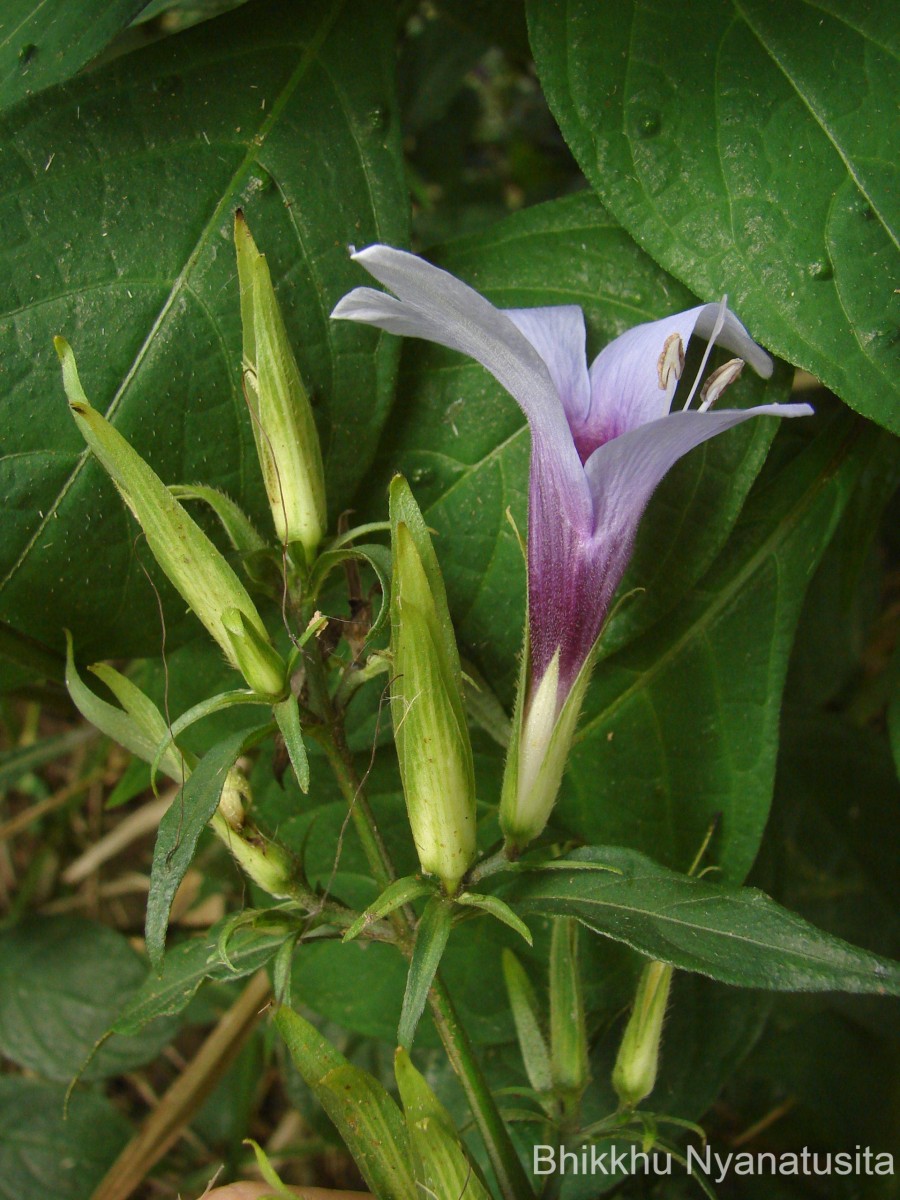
[303,644,397,896]
[305,638,534,1200]
[428,974,533,1200]
[467,844,516,886]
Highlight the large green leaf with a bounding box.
[510,847,900,994]
[0,915,176,1080]
[0,0,407,664]
[0,1,148,112]
[367,191,788,700]
[528,0,900,432]
[558,413,873,882]
[0,1078,131,1200]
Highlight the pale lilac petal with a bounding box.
[333,247,572,451]
[330,286,453,341]
[583,403,813,546]
[332,244,593,539]
[586,304,774,448]
[503,306,591,427]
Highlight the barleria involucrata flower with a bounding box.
[332,247,813,852]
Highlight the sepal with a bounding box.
[500,637,594,853]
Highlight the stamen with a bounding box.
[682,294,728,411]
[699,358,744,411]
[657,333,685,391]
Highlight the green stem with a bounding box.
[467,845,517,886]
[428,975,533,1200]
[305,638,533,1200]
[303,645,397,897]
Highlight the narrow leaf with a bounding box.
[307,543,393,643]
[89,661,191,783]
[145,730,253,969]
[342,875,435,943]
[114,918,290,1036]
[501,950,552,1096]
[169,485,267,556]
[245,1138,294,1199]
[511,847,900,995]
[148,688,267,788]
[398,896,453,1049]
[272,696,309,793]
[65,632,169,774]
[456,891,533,945]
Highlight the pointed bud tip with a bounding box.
[234,208,260,258]
[53,335,69,360]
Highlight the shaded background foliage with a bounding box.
[0,1,896,1198]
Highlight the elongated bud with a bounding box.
[612,960,674,1109]
[550,918,589,1106]
[389,476,476,894]
[500,645,592,853]
[55,338,287,697]
[235,211,326,562]
[394,1047,492,1200]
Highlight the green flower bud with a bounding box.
[221,607,288,700]
[395,1047,492,1200]
[216,765,252,831]
[612,960,674,1109]
[55,337,287,697]
[235,211,326,562]
[211,810,295,898]
[390,477,476,894]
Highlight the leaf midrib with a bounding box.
[0,0,346,596]
[522,874,895,981]
[734,0,899,253]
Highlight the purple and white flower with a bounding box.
[332,247,812,850]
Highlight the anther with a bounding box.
[699,358,744,411]
[657,333,685,391]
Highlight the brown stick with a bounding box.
[90,970,272,1200]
